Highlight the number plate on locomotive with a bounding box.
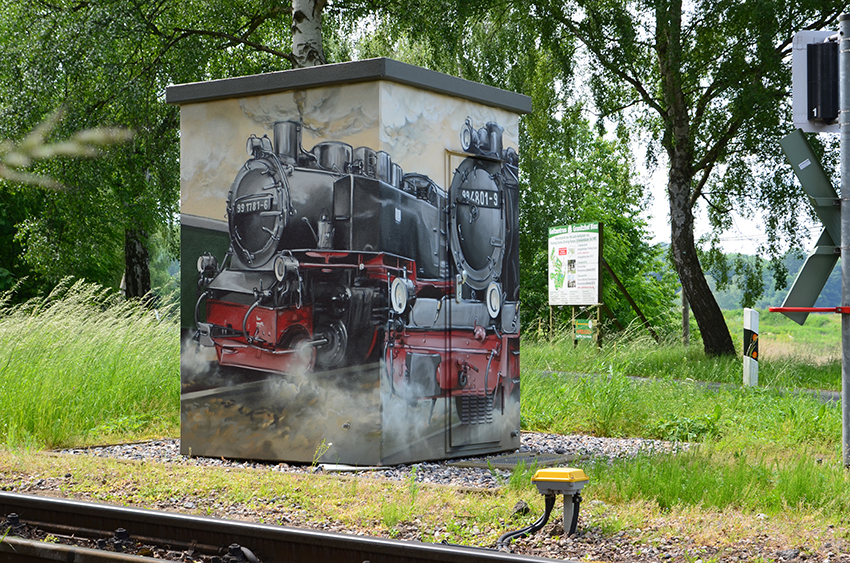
[234,195,273,215]
[461,189,500,209]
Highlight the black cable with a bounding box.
[496,494,556,548]
[567,492,582,536]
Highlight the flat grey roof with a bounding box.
[166,57,531,114]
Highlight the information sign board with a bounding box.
[548,223,601,306]
[574,318,595,340]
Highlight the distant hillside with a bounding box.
[710,253,841,310]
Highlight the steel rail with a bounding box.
[0,492,562,563]
[0,535,149,563]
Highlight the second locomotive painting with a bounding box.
[174,61,526,465]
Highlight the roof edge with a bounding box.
[166,58,531,115]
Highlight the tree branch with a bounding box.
[173,28,296,64]
[690,160,716,209]
[33,0,90,12]
[546,8,666,119]
[700,191,732,215]
[692,117,741,184]
[590,97,644,118]
[239,7,286,37]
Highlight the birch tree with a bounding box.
[524,0,844,355]
[291,0,328,67]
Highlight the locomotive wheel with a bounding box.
[315,319,348,369]
[278,329,316,374]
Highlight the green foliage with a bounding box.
[516,0,844,354]
[521,333,842,454]
[0,110,132,188]
[577,370,635,437]
[0,0,321,295]
[380,502,410,529]
[590,448,850,518]
[311,439,332,467]
[0,279,179,448]
[0,185,48,297]
[518,102,680,334]
[407,466,421,504]
[709,251,841,311]
[351,5,679,337]
[702,249,765,309]
[0,290,847,523]
[525,309,843,392]
[505,460,538,493]
[723,309,840,390]
[148,225,181,299]
[649,405,722,443]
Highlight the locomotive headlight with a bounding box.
[273,254,289,282]
[197,253,218,275]
[391,277,415,314]
[486,281,502,318]
[460,118,474,152]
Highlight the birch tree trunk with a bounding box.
[291,0,327,68]
[658,0,734,355]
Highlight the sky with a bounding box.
[644,165,823,257]
[578,31,832,259]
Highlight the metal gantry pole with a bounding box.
[840,13,850,467]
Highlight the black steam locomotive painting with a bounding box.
[193,117,519,430]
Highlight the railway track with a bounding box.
[0,492,561,563]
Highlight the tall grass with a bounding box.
[520,367,841,454]
[519,314,842,456]
[0,279,179,448]
[588,448,850,518]
[523,314,841,391]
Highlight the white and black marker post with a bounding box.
[743,308,759,387]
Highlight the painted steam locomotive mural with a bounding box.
[174,62,527,465]
[193,117,520,428]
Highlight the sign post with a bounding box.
[743,308,759,387]
[839,13,850,467]
[574,318,595,340]
[548,223,603,343]
[782,18,850,466]
[548,223,602,307]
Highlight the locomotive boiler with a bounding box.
[194,118,520,425]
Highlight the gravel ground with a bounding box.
[3,433,845,563]
[58,432,685,489]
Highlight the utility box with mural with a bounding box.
[168,58,530,465]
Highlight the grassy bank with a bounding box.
[0,280,180,448]
[2,445,849,549]
[520,366,840,454]
[1,286,849,538]
[517,315,849,533]
[588,448,850,517]
[521,310,842,454]
[526,308,841,391]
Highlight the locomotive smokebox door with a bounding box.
[450,157,505,290]
[169,58,529,466]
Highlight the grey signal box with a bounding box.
[793,31,839,133]
[808,42,839,124]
